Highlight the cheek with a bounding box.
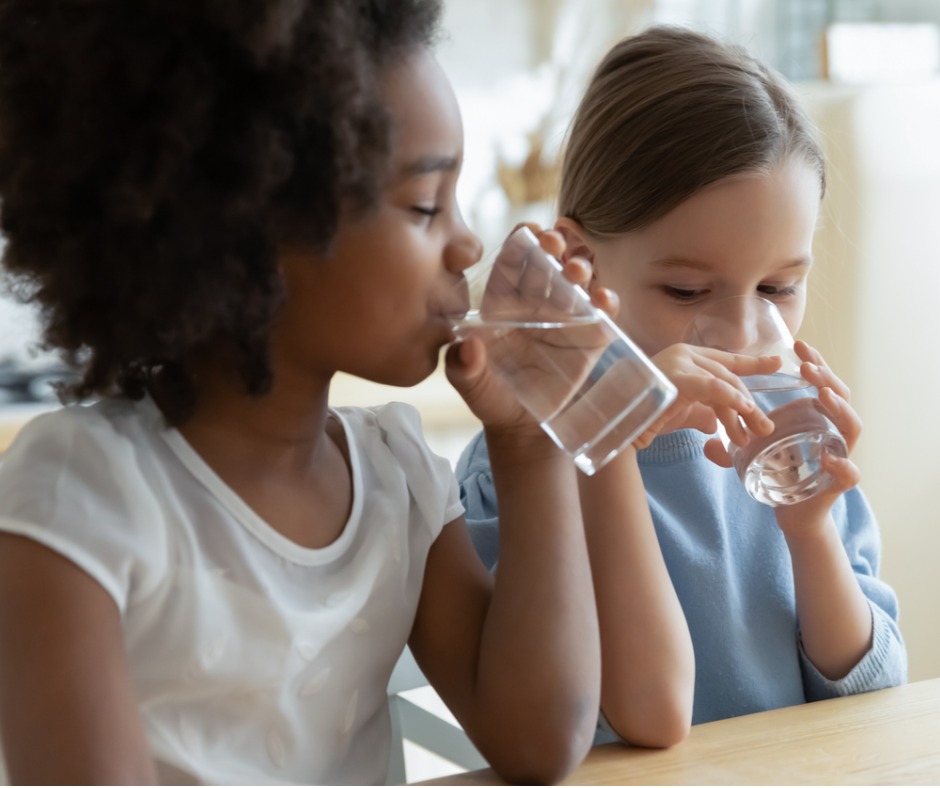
[615,298,686,357]
[781,300,807,338]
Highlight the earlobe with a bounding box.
[553,217,596,264]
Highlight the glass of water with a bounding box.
[445,226,676,475]
[684,295,847,506]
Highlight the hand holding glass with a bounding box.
[683,295,847,506]
[447,227,676,475]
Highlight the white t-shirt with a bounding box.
[0,396,462,785]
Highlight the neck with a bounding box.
[173,356,336,477]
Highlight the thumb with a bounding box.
[444,337,486,394]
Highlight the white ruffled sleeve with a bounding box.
[0,404,169,613]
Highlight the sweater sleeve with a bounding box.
[454,430,501,572]
[798,486,907,700]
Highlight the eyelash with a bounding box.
[757,285,799,297]
[664,287,702,301]
[412,206,441,219]
[663,285,799,301]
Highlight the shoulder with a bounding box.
[7,394,158,445]
[334,400,445,463]
[0,398,170,610]
[1,398,154,476]
[335,400,423,435]
[333,402,462,534]
[335,400,451,478]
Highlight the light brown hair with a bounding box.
[559,25,825,236]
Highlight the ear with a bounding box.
[553,217,596,264]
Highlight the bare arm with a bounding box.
[784,516,873,678]
[577,447,694,748]
[409,426,600,785]
[0,534,157,785]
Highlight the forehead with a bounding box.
[380,50,463,169]
[633,162,821,264]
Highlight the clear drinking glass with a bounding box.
[684,295,848,506]
[446,227,676,475]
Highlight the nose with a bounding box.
[720,298,761,353]
[687,296,762,353]
[444,209,483,274]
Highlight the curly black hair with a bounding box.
[0,0,442,423]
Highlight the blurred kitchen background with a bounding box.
[1,0,939,781]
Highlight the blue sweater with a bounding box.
[457,428,906,730]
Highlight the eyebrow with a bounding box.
[400,155,459,177]
[651,256,813,272]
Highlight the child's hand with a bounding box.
[445,226,612,435]
[773,340,862,536]
[631,343,781,450]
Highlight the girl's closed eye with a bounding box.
[663,285,708,302]
[412,204,441,223]
[757,283,800,298]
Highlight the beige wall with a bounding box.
[801,79,940,681]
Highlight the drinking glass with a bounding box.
[446,226,676,475]
[684,295,847,506]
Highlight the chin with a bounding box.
[377,358,439,388]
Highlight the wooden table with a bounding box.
[417,678,940,785]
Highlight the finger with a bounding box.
[802,359,851,402]
[820,451,861,494]
[510,221,544,237]
[547,256,593,316]
[675,374,771,437]
[443,335,486,383]
[632,428,656,450]
[517,249,554,303]
[715,405,750,446]
[685,355,764,413]
[703,437,733,468]
[589,286,619,319]
[560,256,593,289]
[698,347,783,377]
[816,386,862,452]
[689,353,776,434]
[739,406,774,437]
[793,338,824,365]
[794,339,852,397]
[537,229,566,258]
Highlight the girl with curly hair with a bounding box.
[0,0,606,783]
